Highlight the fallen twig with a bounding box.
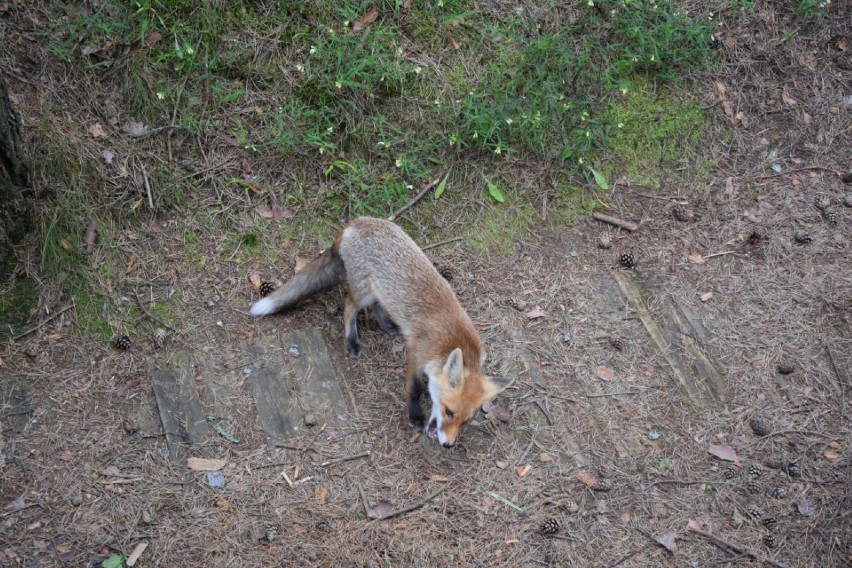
[421,236,464,251]
[593,212,639,232]
[515,437,535,467]
[13,304,74,341]
[357,483,370,517]
[376,486,446,520]
[141,165,154,210]
[703,251,735,260]
[388,172,446,221]
[646,478,724,489]
[133,290,175,332]
[318,451,370,467]
[630,191,685,201]
[687,525,793,568]
[748,165,842,181]
[586,390,643,398]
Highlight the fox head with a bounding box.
[425,348,512,448]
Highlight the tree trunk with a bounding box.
[0,68,31,265]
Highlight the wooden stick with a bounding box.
[133,290,176,332]
[703,251,735,260]
[388,172,446,221]
[375,486,446,520]
[421,236,464,251]
[141,165,154,210]
[318,451,370,467]
[357,483,371,517]
[13,304,74,340]
[687,525,793,568]
[586,390,642,398]
[592,212,639,232]
[126,542,148,567]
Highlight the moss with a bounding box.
[603,82,711,187]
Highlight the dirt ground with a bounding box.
[2,2,851,567]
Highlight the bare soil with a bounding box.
[1,2,850,567]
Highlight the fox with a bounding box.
[250,217,511,448]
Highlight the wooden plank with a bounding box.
[613,270,726,406]
[148,351,210,465]
[0,378,32,434]
[247,327,347,445]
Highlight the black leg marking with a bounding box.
[345,327,361,358]
[374,303,400,336]
[408,374,425,429]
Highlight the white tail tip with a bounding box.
[250,298,275,316]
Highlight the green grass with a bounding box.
[8,0,721,340]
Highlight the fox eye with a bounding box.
[445,408,454,419]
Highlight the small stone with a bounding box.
[304,413,318,427]
[597,234,613,249]
[287,345,300,357]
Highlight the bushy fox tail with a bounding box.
[250,246,345,316]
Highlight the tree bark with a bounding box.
[0,68,32,264]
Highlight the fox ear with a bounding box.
[443,348,464,388]
[481,375,514,401]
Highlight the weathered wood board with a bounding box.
[148,351,210,465]
[247,327,347,446]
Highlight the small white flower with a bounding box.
[587,0,594,5]
[395,157,403,168]
[406,184,413,190]
[185,46,194,55]
[296,64,304,72]
[414,67,422,75]
[505,118,513,125]
[494,146,501,155]
[618,122,624,128]
[309,46,317,54]
[326,127,333,134]
[156,92,165,100]
[335,81,342,89]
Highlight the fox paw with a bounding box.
[345,338,361,359]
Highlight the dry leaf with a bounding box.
[797,499,816,517]
[315,487,328,504]
[722,100,734,121]
[782,90,797,106]
[255,205,273,219]
[123,121,150,137]
[494,460,509,469]
[621,512,631,523]
[125,256,136,274]
[215,499,233,510]
[428,474,449,483]
[823,448,839,460]
[88,123,107,138]
[714,81,729,101]
[725,176,735,195]
[689,252,706,264]
[351,8,379,33]
[655,532,678,554]
[802,111,812,125]
[59,450,74,461]
[144,31,163,47]
[686,519,702,531]
[248,272,262,289]
[517,464,531,477]
[700,292,713,302]
[187,457,227,471]
[577,471,598,487]
[595,366,615,381]
[525,306,546,319]
[84,223,98,253]
[103,465,121,476]
[367,500,395,520]
[539,453,553,462]
[484,404,512,423]
[393,523,408,531]
[102,149,114,164]
[707,443,740,464]
[294,256,311,273]
[734,111,749,127]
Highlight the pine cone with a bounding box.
[776,362,795,375]
[749,415,770,437]
[747,505,763,519]
[766,486,788,499]
[723,466,739,480]
[598,234,613,249]
[842,193,852,207]
[793,230,812,244]
[814,196,831,210]
[608,335,624,351]
[112,334,131,351]
[540,518,562,535]
[259,281,276,297]
[748,231,763,246]
[748,464,763,479]
[784,462,801,478]
[763,534,776,548]
[761,517,777,531]
[673,204,691,221]
[746,479,760,494]
[619,252,636,268]
[592,478,613,492]
[435,264,454,282]
[824,209,838,226]
[153,328,167,349]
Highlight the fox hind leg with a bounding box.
[373,303,400,336]
[343,295,361,358]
